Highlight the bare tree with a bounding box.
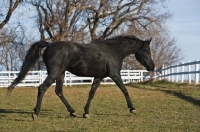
[0,25,30,70]
[84,0,170,40]
[151,33,183,68]
[29,0,170,42]
[0,28,18,70]
[0,0,23,30]
[29,0,88,42]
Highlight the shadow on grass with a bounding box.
[0,108,57,121]
[0,108,55,118]
[129,84,200,107]
[0,109,32,121]
[95,113,132,117]
[0,109,32,114]
[160,89,200,106]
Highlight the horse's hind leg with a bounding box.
[55,73,76,117]
[32,75,56,120]
[83,78,102,118]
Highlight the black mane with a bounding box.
[107,35,141,41]
[93,35,142,49]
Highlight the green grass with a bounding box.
[0,82,200,132]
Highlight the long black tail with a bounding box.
[8,41,50,92]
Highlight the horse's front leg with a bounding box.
[110,74,136,114]
[83,78,102,118]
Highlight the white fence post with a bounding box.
[69,72,72,87]
[176,64,179,83]
[8,70,11,85]
[162,64,165,80]
[164,66,167,80]
[195,60,199,84]
[168,67,171,82]
[141,71,143,82]
[188,61,191,84]
[171,66,174,82]
[39,70,42,84]
[181,62,184,83]
[64,71,67,85]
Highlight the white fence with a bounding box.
[0,70,148,87]
[156,60,200,84]
[1,60,200,87]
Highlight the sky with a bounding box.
[166,0,200,63]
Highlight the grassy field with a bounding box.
[0,81,200,132]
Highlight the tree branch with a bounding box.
[0,0,22,30]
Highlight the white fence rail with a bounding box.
[0,70,148,87]
[156,60,200,84]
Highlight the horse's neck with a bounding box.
[119,43,143,59]
[92,39,143,58]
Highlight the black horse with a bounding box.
[8,35,155,119]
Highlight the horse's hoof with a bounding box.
[130,109,136,114]
[32,113,37,121]
[70,112,77,117]
[83,113,90,118]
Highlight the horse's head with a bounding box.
[135,39,155,71]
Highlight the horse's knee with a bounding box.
[38,85,46,95]
[55,89,62,97]
[121,88,128,95]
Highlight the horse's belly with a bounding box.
[67,62,108,78]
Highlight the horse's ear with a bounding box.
[142,39,151,49]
